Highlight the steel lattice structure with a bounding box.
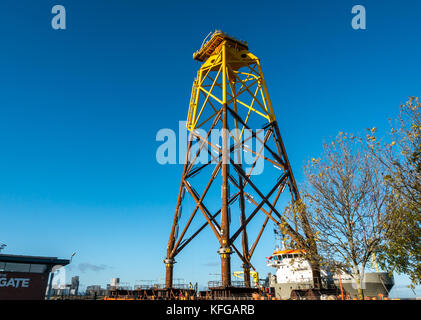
[164,31,317,289]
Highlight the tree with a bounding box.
[301,133,393,300]
[367,97,421,287]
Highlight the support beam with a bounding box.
[220,42,231,287]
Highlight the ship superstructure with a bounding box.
[267,248,394,299]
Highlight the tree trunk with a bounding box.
[310,259,322,289]
[353,269,364,300]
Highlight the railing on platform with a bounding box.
[207,280,265,288]
[132,279,194,290]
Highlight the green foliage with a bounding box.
[368,97,421,287]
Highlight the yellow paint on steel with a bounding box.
[186,31,277,132]
[233,271,259,284]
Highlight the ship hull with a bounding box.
[334,272,394,298]
[268,272,394,299]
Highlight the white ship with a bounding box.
[266,248,394,299]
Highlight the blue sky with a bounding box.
[0,0,420,297]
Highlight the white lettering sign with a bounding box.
[0,277,31,288]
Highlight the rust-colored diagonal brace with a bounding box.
[185,179,255,273]
[166,138,194,258]
[186,124,259,179]
[183,181,222,242]
[165,137,195,288]
[271,121,300,201]
[249,216,270,258]
[228,174,287,243]
[227,173,283,261]
[186,109,222,174]
[242,128,273,181]
[242,145,284,168]
[174,192,241,256]
[230,243,256,272]
[230,161,304,244]
[248,182,284,258]
[227,106,285,167]
[170,161,222,258]
[228,107,281,164]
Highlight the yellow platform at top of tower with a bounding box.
[193,30,249,62]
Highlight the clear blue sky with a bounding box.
[0,0,420,297]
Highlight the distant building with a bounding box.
[86,285,101,292]
[86,285,107,296]
[70,276,79,295]
[110,277,120,290]
[84,278,126,297]
[50,284,71,297]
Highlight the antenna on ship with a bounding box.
[273,226,287,251]
[0,243,6,253]
[273,227,282,250]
